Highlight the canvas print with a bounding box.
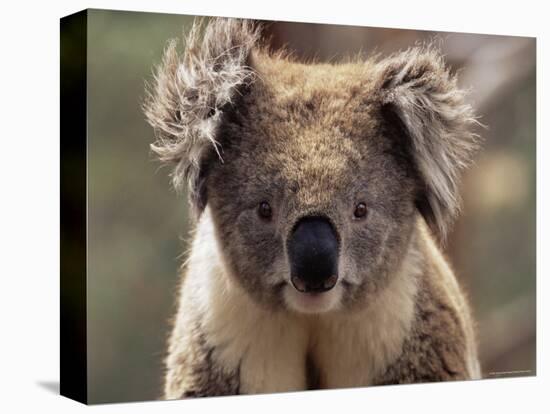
[60,9,536,404]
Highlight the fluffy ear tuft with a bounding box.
[375,46,481,240]
[144,18,260,214]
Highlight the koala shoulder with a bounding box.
[375,220,481,384]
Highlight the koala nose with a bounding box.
[287,216,339,293]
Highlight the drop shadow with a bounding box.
[37,381,60,395]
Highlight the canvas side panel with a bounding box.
[60,9,88,405]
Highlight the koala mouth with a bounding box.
[287,216,340,294]
[283,281,343,314]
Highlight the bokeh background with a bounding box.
[84,9,536,403]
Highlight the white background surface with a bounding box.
[0,0,547,412]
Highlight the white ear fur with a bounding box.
[144,18,260,213]
[376,47,480,239]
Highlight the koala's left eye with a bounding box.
[258,201,273,220]
[353,202,368,219]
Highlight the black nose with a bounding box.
[287,216,339,293]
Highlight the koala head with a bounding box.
[145,18,479,314]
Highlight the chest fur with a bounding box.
[198,266,417,393]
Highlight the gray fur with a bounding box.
[376,47,480,239]
[144,18,260,214]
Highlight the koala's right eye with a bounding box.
[353,202,368,219]
[258,201,273,220]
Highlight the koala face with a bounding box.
[207,58,419,313]
[145,19,478,315]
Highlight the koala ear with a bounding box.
[144,18,260,216]
[375,47,480,240]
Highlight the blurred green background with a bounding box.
[85,9,536,403]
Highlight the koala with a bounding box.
[144,18,481,398]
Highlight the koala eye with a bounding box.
[258,201,273,220]
[353,202,368,219]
